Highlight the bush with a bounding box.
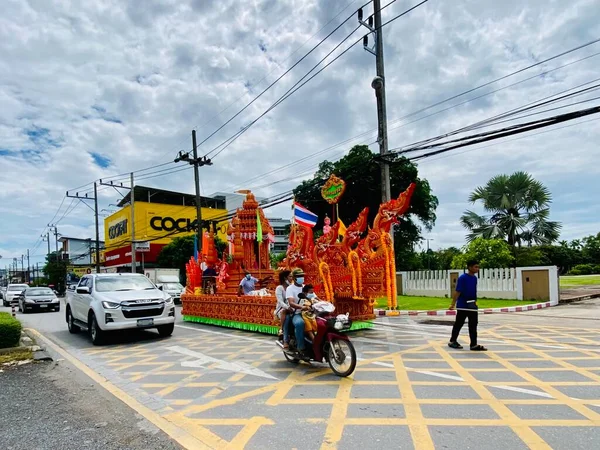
[570,264,596,276]
[0,312,22,349]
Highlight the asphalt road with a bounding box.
[2,299,600,449]
[1,358,182,450]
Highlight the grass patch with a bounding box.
[375,296,540,311]
[0,349,33,364]
[560,275,600,287]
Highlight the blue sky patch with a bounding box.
[91,105,123,124]
[90,152,111,168]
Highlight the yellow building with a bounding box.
[104,186,228,269]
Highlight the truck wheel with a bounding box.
[89,313,104,345]
[67,307,80,334]
[157,323,174,337]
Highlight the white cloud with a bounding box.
[0,0,599,265]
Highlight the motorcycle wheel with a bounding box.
[327,339,357,377]
[283,351,300,363]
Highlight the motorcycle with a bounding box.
[276,303,357,377]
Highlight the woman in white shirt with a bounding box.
[274,270,292,348]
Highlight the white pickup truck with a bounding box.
[144,269,184,304]
[66,273,175,345]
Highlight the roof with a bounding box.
[117,185,226,209]
[59,236,104,243]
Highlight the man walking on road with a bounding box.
[448,259,487,351]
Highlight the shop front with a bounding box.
[104,194,228,269]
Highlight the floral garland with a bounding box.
[389,244,397,309]
[319,261,333,301]
[347,252,357,297]
[348,251,362,297]
[380,236,393,309]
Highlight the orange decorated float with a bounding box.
[181,183,416,334]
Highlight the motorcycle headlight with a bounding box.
[101,301,121,309]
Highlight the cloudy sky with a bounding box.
[1,0,599,266]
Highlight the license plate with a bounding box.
[137,318,154,327]
[40,305,48,308]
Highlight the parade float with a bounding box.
[181,180,416,335]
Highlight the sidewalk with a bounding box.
[1,360,181,450]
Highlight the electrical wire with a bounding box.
[208,0,429,161]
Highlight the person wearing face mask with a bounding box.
[238,271,259,296]
[286,268,310,354]
[300,284,318,341]
[274,270,293,349]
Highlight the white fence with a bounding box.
[400,268,518,299]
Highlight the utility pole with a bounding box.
[359,1,391,205]
[66,186,100,273]
[27,249,30,283]
[42,232,51,259]
[174,130,213,254]
[48,225,59,256]
[93,182,100,273]
[426,238,434,270]
[130,173,136,273]
[100,174,136,273]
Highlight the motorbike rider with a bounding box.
[286,268,310,354]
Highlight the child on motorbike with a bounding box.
[299,284,319,341]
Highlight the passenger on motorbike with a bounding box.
[299,285,318,341]
[274,270,293,349]
[285,268,310,354]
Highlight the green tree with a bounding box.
[293,145,438,267]
[156,236,194,283]
[270,252,286,269]
[433,247,462,270]
[460,171,561,247]
[157,236,229,283]
[582,232,600,264]
[42,252,67,293]
[451,238,515,269]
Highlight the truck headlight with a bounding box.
[101,301,121,309]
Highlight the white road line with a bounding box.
[353,337,414,347]
[167,345,278,380]
[357,358,584,401]
[372,323,568,349]
[175,324,271,345]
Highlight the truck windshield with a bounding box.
[8,285,28,291]
[163,283,183,290]
[96,276,157,292]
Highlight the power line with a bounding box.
[208,0,427,161]
[190,1,376,158]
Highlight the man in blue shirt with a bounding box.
[448,259,487,351]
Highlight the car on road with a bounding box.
[3,283,29,306]
[66,273,175,345]
[18,287,60,313]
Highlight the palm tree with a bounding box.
[460,171,561,247]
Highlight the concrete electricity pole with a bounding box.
[130,173,136,273]
[26,249,30,283]
[359,0,391,205]
[66,186,100,273]
[99,176,135,273]
[48,225,59,255]
[174,130,212,253]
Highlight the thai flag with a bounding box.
[294,202,318,228]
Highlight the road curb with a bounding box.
[559,292,600,304]
[375,301,553,317]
